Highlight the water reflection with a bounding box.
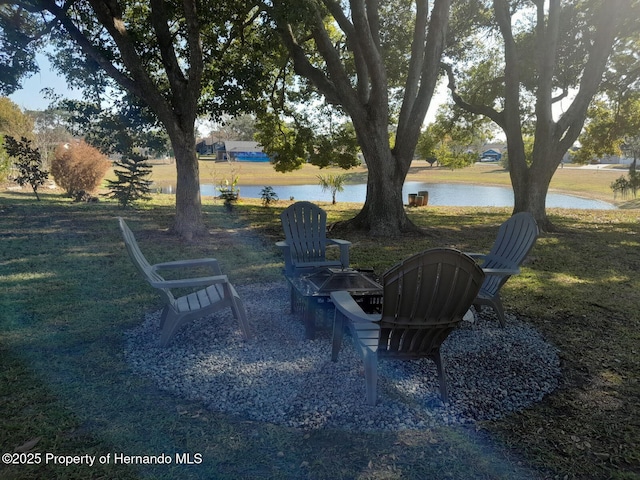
[157,181,616,210]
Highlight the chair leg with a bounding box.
[432,351,449,403]
[492,297,506,328]
[231,295,252,340]
[331,310,345,361]
[289,283,295,314]
[159,305,170,328]
[363,347,378,405]
[160,310,183,347]
[474,296,507,328]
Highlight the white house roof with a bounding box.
[224,141,263,152]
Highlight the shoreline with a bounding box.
[145,160,630,207]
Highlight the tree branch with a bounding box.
[322,0,370,102]
[395,0,452,158]
[397,0,428,131]
[556,0,626,151]
[441,62,505,128]
[350,0,387,106]
[275,20,341,106]
[149,0,188,91]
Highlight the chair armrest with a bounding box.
[328,238,351,247]
[465,253,486,260]
[275,241,294,274]
[328,239,351,269]
[152,257,223,275]
[330,291,380,323]
[481,267,520,277]
[148,274,229,289]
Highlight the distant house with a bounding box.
[195,140,271,162]
[480,145,503,162]
[223,141,270,162]
[195,139,224,156]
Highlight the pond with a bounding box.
[160,181,616,210]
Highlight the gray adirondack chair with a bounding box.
[468,212,539,327]
[331,248,485,405]
[276,201,351,275]
[118,218,251,346]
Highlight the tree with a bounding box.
[442,0,638,231]
[1,1,267,239]
[0,97,33,139]
[317,173,346,205]
[27,107,73,170]
[4,135,49,200]
[105,152,153,208]
[0,96,34,180]
[59,97,170,159]
[611,166,640,199]
[576,95,640,167]
[202,113,258,142]
[0,6,41,95]
[419,105,497,168]
[256,0,453,236]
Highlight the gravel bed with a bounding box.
[124,281,560,432]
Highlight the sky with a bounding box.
[8,53,84,111]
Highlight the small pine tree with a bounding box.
[4,136,49,201]
[105,152,153,208]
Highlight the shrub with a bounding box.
[51,140,111,197]
[217,175,239,211]
[4,135,49,201]
[611,166,640,199]
[260,186,279,206]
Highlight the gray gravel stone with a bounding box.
[124,281,560,432]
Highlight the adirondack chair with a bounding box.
[468,212,539,327]
[331,248,485,405]
[118,218,251,346]
[276,201,351,275]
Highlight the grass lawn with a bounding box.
[1,164,639,479]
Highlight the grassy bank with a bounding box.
[1,191,639,479]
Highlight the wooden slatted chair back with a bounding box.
[280,201,329,266]
[481,212,538,296]
[378,248,484,359]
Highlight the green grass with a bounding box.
[1,191,640,479]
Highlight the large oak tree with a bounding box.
[258,0,453,236]
[0,1,264,239]
[442,0,638,231]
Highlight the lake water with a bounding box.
[162,181,615,210]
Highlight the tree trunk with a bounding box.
[511,148,559,232]
[167,127,205,240]
[349,163,413,236]
[347,122,417,236]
